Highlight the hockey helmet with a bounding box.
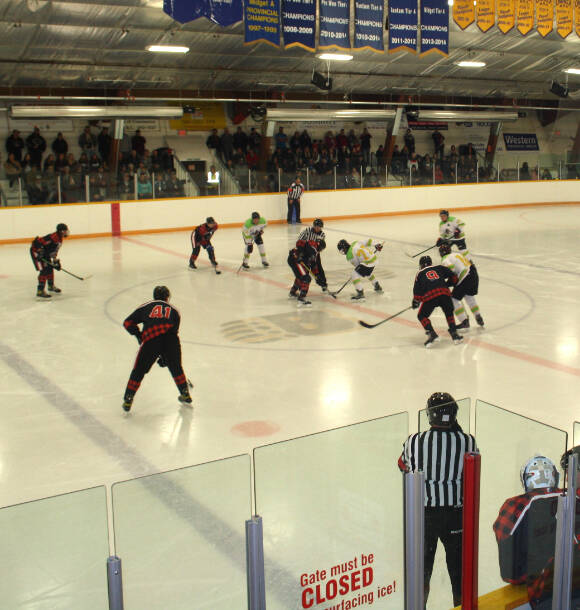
[426,392,458,427]
[419,255,432,269]
[439,242,452,257]
[251,211,260,221]
[560,446,580,472]
[337,239,350,254]
[56,223,69,236]
[153,285,170,301]
[313,218,324,229]
[520,455,559,492]
[206,216,216,225]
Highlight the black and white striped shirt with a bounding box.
[288,182,304,200]
[399,429,478,508]
[297,227,326,247]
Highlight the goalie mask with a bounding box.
[426,392,458,427]
[520,455,559,492]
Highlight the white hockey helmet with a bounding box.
[520,454,559,492]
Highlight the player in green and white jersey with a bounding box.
[337,238,383,301]
[241,211,269,269]
[437,210,473,262]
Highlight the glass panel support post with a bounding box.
[455,162,458,184]
[404,471,425,610]
[246,515,266,610]
[57,175,62,204]
[333,166,336,190]
[552,453,578,610]
[307,167,310,191]
[360,165,363,188]
[249,169,252,194]
[17,177,23,206]
[107,555,124,610]
[85,174,90,202]
[278,168,281,193]
[476,160,479,184]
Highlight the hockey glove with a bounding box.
[318,239,326,251]
[412,299,420,309]
[53,259,62,271]
[453,229,461,238]
[436,238,444,247]
[374,243,383,252]
[157,355,167,368]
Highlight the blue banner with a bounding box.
[209,0,243,25]
[164,0,208,23]
[503,133,539,151]
[354,0,384,51]
[244,0,281,46]
[319,0,350,50]
[388,0,418,53]
[282,0,316,50]
[420,0,448,56]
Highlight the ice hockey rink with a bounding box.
[1,203,580,608]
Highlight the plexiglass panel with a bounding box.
[574,422,580,447]
[0,486,109,609]
[254,412,407,609]
[475,400,567,603]
[112,455,251,610]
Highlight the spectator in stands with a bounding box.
[347,129,358,149]
[404,128,415,154]
[6,129,25,162]
[275,127,288,151]
[21,152,33,177]
[164,170,185,197]
[221,127,234,162]
[348,166,361,187]
[206,164,220,195]
[336,128,348,149]
[26,172,49,204]
[367,168,381,188]
[78,125,97,157]
[337,144,350,174]
[118,172,134,198]
[432,129,445,158]
[421,154,433,182]
[43,154,56,173]
[351,143,363,171]
[61,166,79,202]
[52,132,68,158]
[246,147,259,170]
[98,126,112,162]
[95,166,109,199]
[249,127,261,151]
[520,162,531,180]
[434,163,444,184]
[66,153,77,172]
[391,145,403,174]
[26,126,46,169]
[43,166,58,203]
[541,168,553,180]
[360,128,372,169]
[89,153,100,173]
[206,128,221,154]
[88,175,104,201]
[233,126,248,153]
[77,152,89,174]
[137,172,152,199]
[299,130,311,151]
[131,129,146,158]
[375,144,385,171]
[4,153,22,187]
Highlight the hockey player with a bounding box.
[30,222,69,298]
[438,242,484,330]
[241,211,269,269]
[412,255,463,347]
[122,285,192,412]
[337,238,383,301]
[288,218,326,306]
[437,209,472,262]
[189,217,220,274]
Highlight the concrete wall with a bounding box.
[1,180,579,243]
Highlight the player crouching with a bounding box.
[241,211,269,269]
[337,239,383,301]
[30,223,69,298]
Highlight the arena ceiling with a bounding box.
[1,0,580,108]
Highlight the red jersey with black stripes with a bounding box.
[413,264,454,302]
[193,222,218,246]
[31,231,63,260]
[123,300,181,344]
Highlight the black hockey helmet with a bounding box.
[206,216,216,225]
[153,285,170,301]
[439,209,449,218]
[251,211,260,220]
[561,446,580,472]
[419,255,432,269]
[337,239,350,254]
[439,242,452,257]
[56,223,69,235]
[313,218,324,228]
[426,392,458,427]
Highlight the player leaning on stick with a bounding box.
[412,255,463,348]
[30,222,69,298]
[241,211,269,269]
[189,217,220,273]
[121,285,192,412]
[337,238,383,301]
[437,209,473,262]
[439,242,484,330]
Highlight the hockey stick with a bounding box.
[358,306,412,329]
[329,278,351,299]
[42,259,91,281]
[405,244,437,259]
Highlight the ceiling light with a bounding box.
[564,68,580,75]
[456,61,486,68]
[317,53,353,61]
[11,106,183,118]
[267,108,396,121]
[146,44,189,53]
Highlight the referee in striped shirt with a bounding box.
[287,176,304,224]
[398,392,478,607]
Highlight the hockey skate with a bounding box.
[242,262,250,269]
[262,261,270,267]
[374,282,383,293]
[188,261,197,270]
[122,397,133,412]
[297,297,312,307]
[178,392,193,405]
[456,319,470,331]
[48,284,61,293]
[212,263,222,275]
[351,290,365,301]
[36,289,51,299]
[424,331,439,348]
[288,289,298,299]
[475,314,484,327]
[451,332,464,345]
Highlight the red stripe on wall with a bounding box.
[111,203,121,236]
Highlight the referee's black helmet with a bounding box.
[426,392,458,427]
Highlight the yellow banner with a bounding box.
[497,0,516,32]
[517,0,534,34]
[453,0,475,29]
[576,0,580,35]
[556,0,573,37]
[536,0,554,35]
[477,0,495,30]
[169,103,227,131]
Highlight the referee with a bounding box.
[287,176,304,224]
[397,392,478,607]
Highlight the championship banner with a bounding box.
[354,0,384,51]
[452,0,475,29]
[555,0,573,37]
[536,0,554,35]
[476,0,495,31]
[208,0,243,25]
[517,0,534,34]
[244,0,280,46]
[420,0,449,56]
[497,0,516,32]
[163,0,208,23]
[319,0,350,50]
[388,0,418,53]
[282,0,316,50]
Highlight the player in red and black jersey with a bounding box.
[189,216,220,273]
[412,255,463,347]
[30,223,69,298]
[122,285,192,412]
